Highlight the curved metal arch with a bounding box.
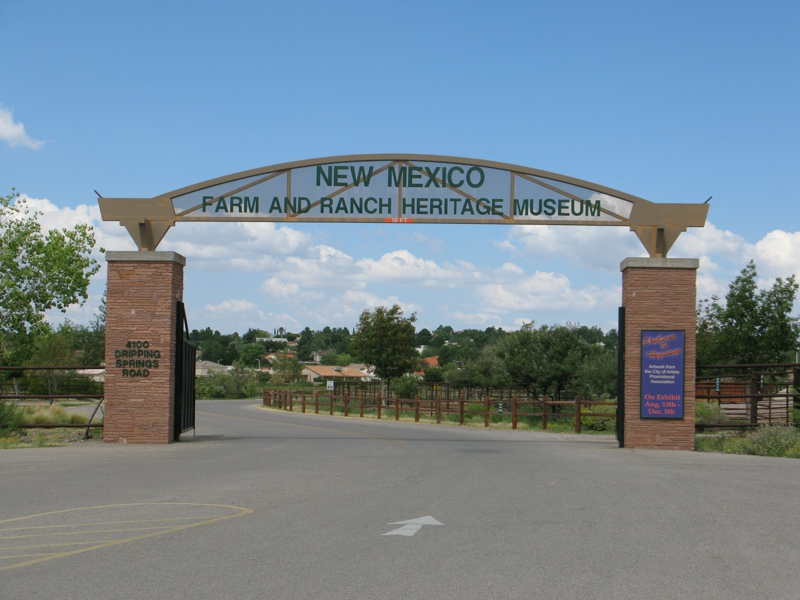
[160,153,651,206]
[98,154,708,257]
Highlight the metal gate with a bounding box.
[616,306,625,447]
[174,301,197,440]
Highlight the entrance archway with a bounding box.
[99,155,707,449]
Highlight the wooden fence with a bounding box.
[263,389,616,433]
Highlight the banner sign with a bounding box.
[97,154,711,252]
[168,158,634,226]
[640,330,685,419]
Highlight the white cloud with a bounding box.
[475,271,620,314]
[205,299,259,314]
[451,311,506,327]
[29,195,796,332]
[261,277,301,299]
[671,221,752,262]
[357,250,460,286]
[753,230,800,279]
[502,225,645,271]
[0,106,45,149]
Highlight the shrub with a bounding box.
[20,405,88,425]
[696,425,800,458]
[570,403,616,432]
[695,402,722,425]
[0,400,24,436]
[195,367,269,399]
[390,374,420,400]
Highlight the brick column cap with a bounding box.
[106,251,186,266]
[620,257,699,271]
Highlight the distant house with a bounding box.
[76,368,105,383]
[195,360,234,377]
[256,336,289,344]
[414,356,439,377]
[311,349,334,363]
[422,356,439,367]
[265,351,297,363]
[301,365,370,384]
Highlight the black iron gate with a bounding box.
[174,301,197,440]
[616,306,625,448]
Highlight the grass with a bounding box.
[0,427,103,449]
[0,403,103,449]
[20,404,90,425]
[696,425,800,458]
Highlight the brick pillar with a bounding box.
[104,251,185,444]
[621,258,698,450]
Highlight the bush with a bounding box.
[570,403,616,432]
[390,375,420,400]
[696,425,800,458]
[695,402,722,425]
[0,400,24,435]
[20,405,89,425]
[195,367,268,399]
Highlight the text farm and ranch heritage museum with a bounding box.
[98,154,709,449]
[195,164,606,221]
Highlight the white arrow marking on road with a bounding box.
[383,516,443,536]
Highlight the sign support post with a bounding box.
[103,251,186,443]
[621,258,698,449]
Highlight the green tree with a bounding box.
[390,374,420,399]
[296,326,315,361]
[242,328,268,344]
[26,330,74,405]
[321,352,354,366]
[493,323,594,399]
[697,261,800,365]
[238,343,266,368]
[352,305,417,388]
[422,364,444,383]
[0,189,100,338]
[415,328,433,346]
[272,355,303,384]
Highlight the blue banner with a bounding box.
[640,330,685,419]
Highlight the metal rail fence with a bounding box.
[0,366,104,439]
[695,363,799,429]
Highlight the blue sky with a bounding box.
[2,0,798,335]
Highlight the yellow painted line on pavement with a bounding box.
[1,525,178,539]
[0,503,252,572]
[0,515,213,532]
[197,410,407,447]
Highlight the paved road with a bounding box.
[2,400,798,599]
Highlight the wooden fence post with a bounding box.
[329,392,334,416]
[436,394,441,424]
[414,395,420,423]
[360,392,364,418]
[542,395,548,431]
[377,391,382,420]
[574,395,582,433]
[484,392,490,428]
[344,392,349,417]
[289,390,294,412]
[314,392,319,414]
[459,393,464,426]
[395,394,400,421]
[512,396,517,430]
[302,391,306,414]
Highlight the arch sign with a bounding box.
[99,154,708,257]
